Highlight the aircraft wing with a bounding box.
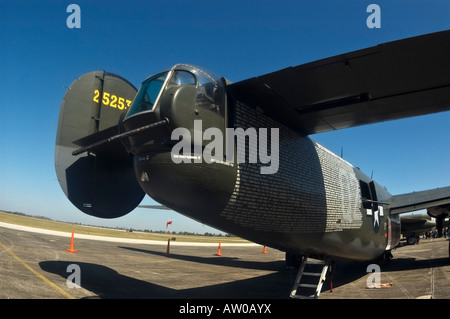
[228,30,450,135]
[400,214,432,224]
[400,214,435,236]
[390,186,450,216]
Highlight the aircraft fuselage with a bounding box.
[122,64,400,261]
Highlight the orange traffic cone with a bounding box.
[262,246,267,254]
[67,230,77,253]
[215,241,223,256]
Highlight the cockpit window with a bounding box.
[125,64,225,120]
[126,72,169,118]
[196,72,224,113]
[167,67,224,114]
[169,70,196,86]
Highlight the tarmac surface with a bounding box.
[0,222,449,300]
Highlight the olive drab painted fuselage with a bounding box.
[121,64,399,261]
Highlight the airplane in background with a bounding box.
[55,30,450,298]
[400,213,450,245]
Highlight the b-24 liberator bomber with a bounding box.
[55,31,450,297]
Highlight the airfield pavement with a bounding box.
[0,220,449,305]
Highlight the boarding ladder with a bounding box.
[290,257,331,299]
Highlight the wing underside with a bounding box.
[228,30,450,135]
[390,186,450,216]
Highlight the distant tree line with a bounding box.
[141,229,234,237]
[2,210,235,237]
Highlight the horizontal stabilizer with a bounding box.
[138,205,172,210]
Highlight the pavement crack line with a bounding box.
[0,240,75,299]
[430,244,436,299]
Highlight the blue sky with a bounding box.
[1,1,449,234]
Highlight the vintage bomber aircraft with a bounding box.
[400,214,450,245]
[55,31,450,271]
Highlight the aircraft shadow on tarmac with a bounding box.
[39,259,295,298]
[39,260,173,298]
[118,246,283,271]
[37,261,372,299]
[38,245,376,299]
